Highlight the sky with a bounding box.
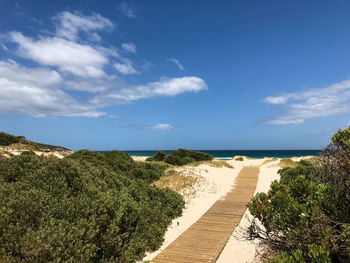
[0,0,349,150]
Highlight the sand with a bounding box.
[141,156,316,262]
[143,160,240,261]
[0,148,72,159]
[216,159,281,263]
[132,156,149,162]
[142,157,277,262]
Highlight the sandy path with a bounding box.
[216,160,281,263]
[143,162,242,261]
[151,166,259,263]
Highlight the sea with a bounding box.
[122,150,321,160]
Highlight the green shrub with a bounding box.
[164,149,213,166]
[0,131,69,151]
[68,150,166,184]
[248,127,350,262]
[0,152,184,262]
[235,157,244,161]
[146,151,166,162]
[0,132,25,146]
[279,158,298,168]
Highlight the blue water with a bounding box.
[122,150,321,159]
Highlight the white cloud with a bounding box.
[92,76,207,104]
[0,11,208,118]
[0,60,105,117]
[167,58,185,71]
[54,11,113,41]
[122,43,136,53]
[149,124,173,131]
[1,43,8,51]
[114,62,138,75]
[64,79,108,92]
[118,2,136,18]
[10,32,108,78]
[264,79,350,125]
[264,95,289,104]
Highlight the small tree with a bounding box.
[247,127,350,262]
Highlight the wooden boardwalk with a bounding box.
[151,166,259,263]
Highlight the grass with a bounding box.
[263,157,279,164]
[234,157,244,161]
[279,158,298,168]
[152,168,204,203]
[186,160,234,168]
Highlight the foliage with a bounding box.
[270,245,331,263]
[186,159,234,168]
[146,151,166,162]
[248,127,350,262]
[152,168,201,203]
[0,151,184,262]
[0,132,27,146]
[331,128,350,151]
[0,131,69,151]
[164,149,213,166]
[278,158,298,168]
[68,150,168,184]
[235,157,244,161]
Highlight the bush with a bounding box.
[235,157,244,161]
[0,131,69,151]
[248,127,350,262]
[164,149,213,166]
[146,151,166,162]
[68,150,167,184]
[279,158,298,168]
[0,132,26,146]
[0,152,184,262]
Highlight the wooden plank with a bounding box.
[151,166,259,263]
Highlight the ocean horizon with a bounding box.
[100,150,321,159]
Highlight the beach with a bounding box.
[137,156,309,262]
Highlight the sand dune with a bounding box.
[141,157,285,262]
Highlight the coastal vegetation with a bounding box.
[248,127,350,262]
[278,157,298,168]
[153,168,202,203]
[0,132,69,152]
[146,151,166,162]
[0,147,184,262]
[186,159,234,168]
[147,149,213,166]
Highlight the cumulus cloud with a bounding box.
[264,95,289,104]
[91,76,207,104]
[0,60,105,117]
[263,79,350,125]
[167,58,185,71]
[114,62,138,75]
[122,43,136,53]
[54,11,113,41]
[10,32,108,78]
[148,124,173,131]
[0,11,207,118]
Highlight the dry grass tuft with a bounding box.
[263,157,279,164]
[186,160,234,168]
[153,168,205,203]
[278,158,298,168]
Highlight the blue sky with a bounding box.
[0,0,349,150]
